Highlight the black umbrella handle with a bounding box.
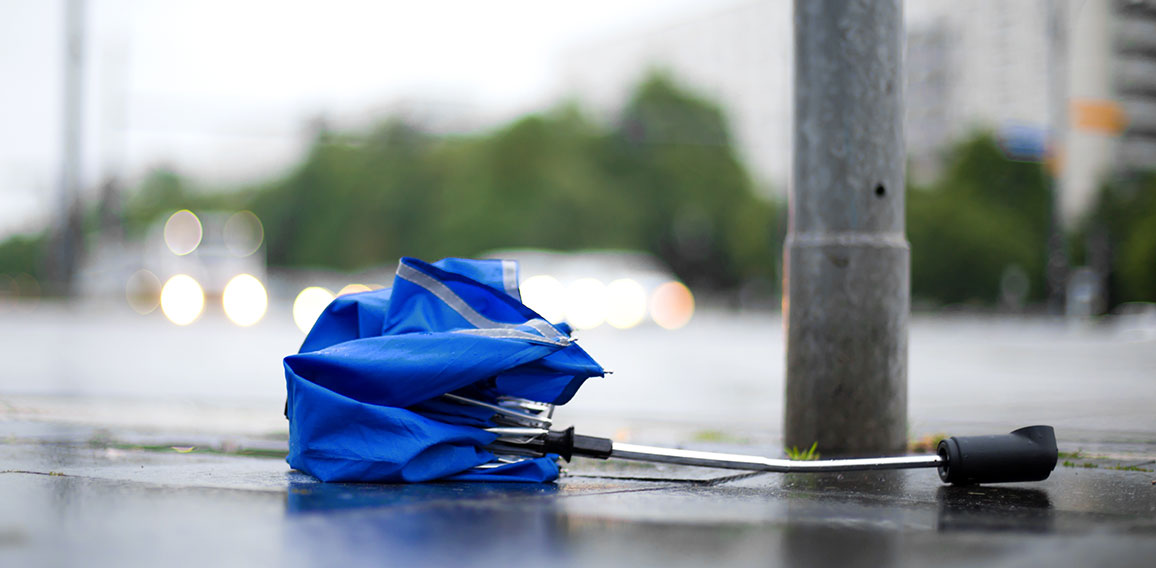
[936,425,1058,485]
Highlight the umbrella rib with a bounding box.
[442,393,552,427]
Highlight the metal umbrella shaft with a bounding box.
[611,443,942,473]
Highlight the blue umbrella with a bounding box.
[286,257,1057,486]
[284,257,604,483]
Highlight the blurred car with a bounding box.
[481,249,695,331]
[127,210,268,326]
[1111,302,1156,342]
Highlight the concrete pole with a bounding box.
[784,0,907,456]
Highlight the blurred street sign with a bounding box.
[997,123,1047,162]
[1071,99,1127,135]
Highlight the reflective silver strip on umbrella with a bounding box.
[396,261,570,347]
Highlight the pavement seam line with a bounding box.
[1,470,71,477]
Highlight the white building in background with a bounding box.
[558,0,1155,221]
[1112,1,1156,176]
[559,0,793,199]
[920,0,1156,223]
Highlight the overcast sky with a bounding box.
[0,0,749,237]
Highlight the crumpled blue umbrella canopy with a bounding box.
[285,257,605,483]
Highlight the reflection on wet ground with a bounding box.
[936,485,1054,533]
[1,426,1153,567]
[286,480,562,514]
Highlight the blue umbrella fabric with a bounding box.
[284,257,605,483]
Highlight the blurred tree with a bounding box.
[0,233,47,280]
[6,82,1147,308]
[1080,174,1156,305]
[1118,212,1156,302]
[907,132,1050,305]
[249,123,437,270]
[245,72,780,292]
[606,71,778,291]
[433,106,633,256]
[122,169,191,238]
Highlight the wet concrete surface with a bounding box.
[5,307,1155,438]
[3,308,1154,565]
[2,421,1154,567]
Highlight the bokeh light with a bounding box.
[125,269,162,315]
[520,274,565,323]
[163,210,203,256]
[160,274,205,325]
[222,274,268,327]
[565,278,608,330]
[605,278,648,330]
[650,281,695,330]
[293,286,335,333]
[223,211,264,257]
[337,284,372,296]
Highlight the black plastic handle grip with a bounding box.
[937,425,1057,485]
[540,426,613,461]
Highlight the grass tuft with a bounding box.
[908,433,948,453]
[786,442,820,461]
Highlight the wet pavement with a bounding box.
[2,307,1155,566]
[1,420,1153,567]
